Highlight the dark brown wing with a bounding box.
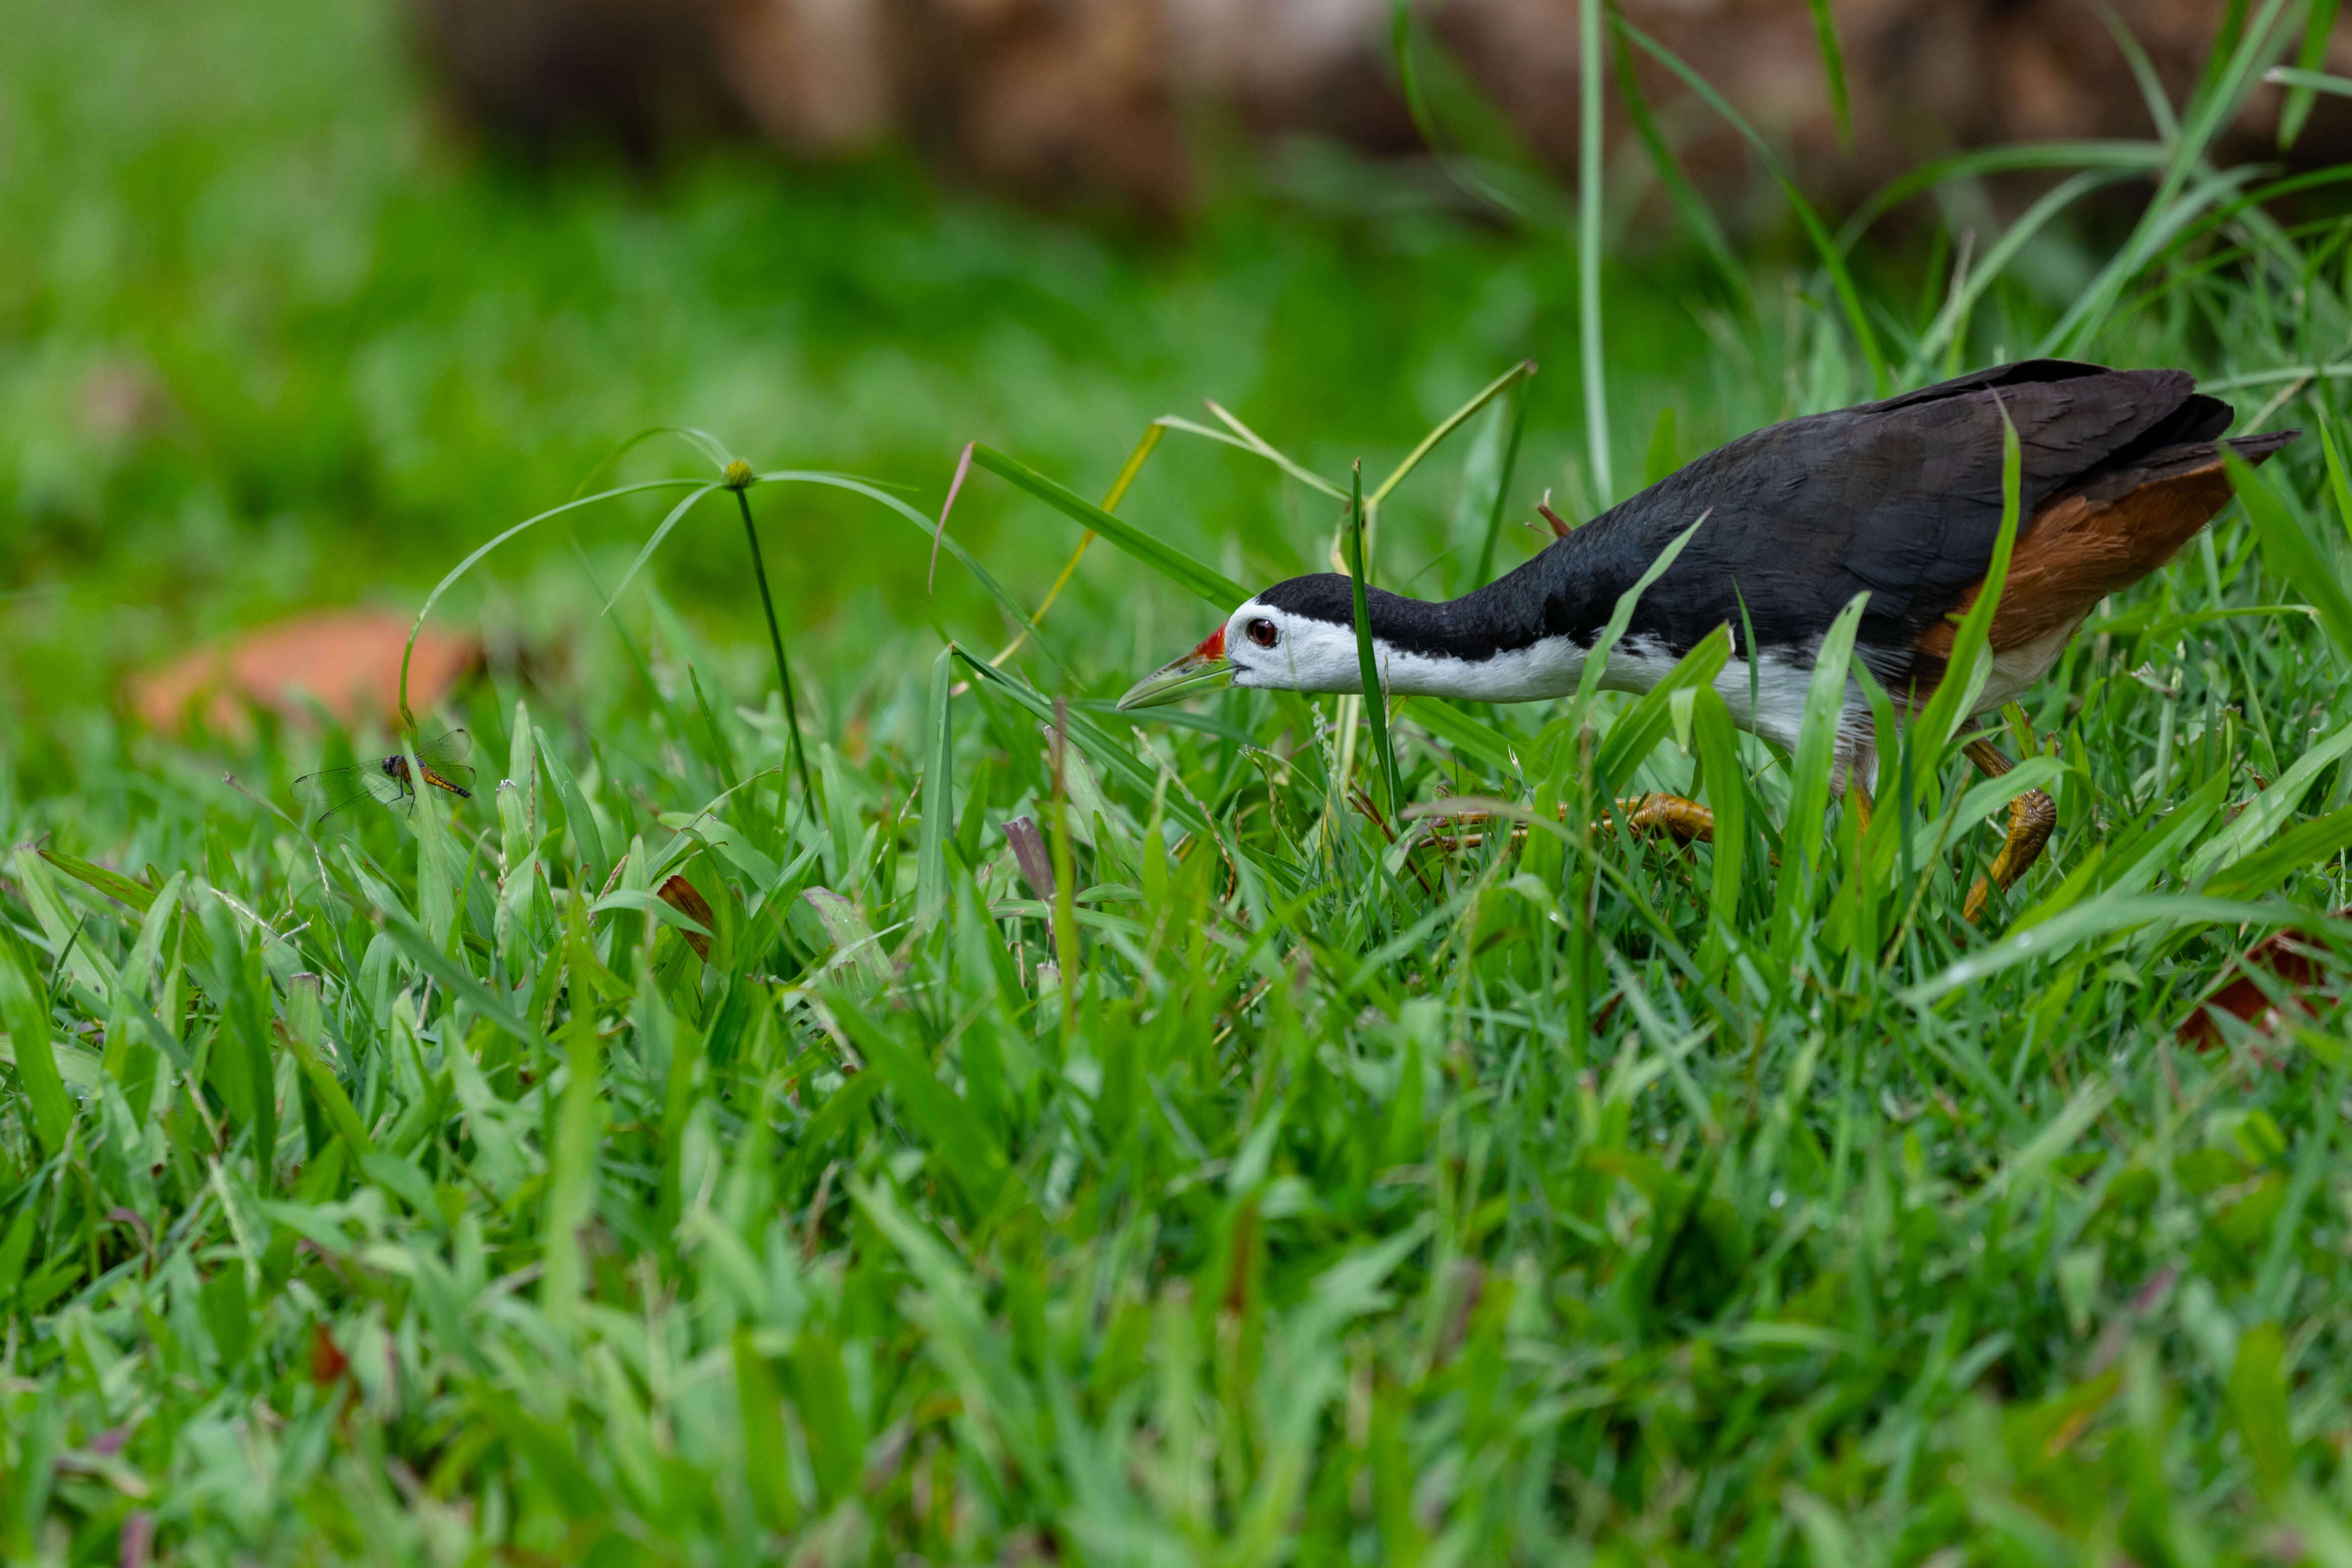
[1512,360,2253,674]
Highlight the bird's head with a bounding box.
[1117,577,1370,709]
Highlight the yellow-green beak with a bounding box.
[1117,627,1233,710]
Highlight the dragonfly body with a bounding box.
[379,751,474,800]
[297,731,477,826]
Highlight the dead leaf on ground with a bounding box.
[309,1323,350,1386]
[2178,911,2351,1051]
[129,609,480,737]
[657,874,717,962]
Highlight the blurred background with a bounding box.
[7,0,2349,735]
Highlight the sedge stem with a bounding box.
[734,484,818,828]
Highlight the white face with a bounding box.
[1222,598,1368,693]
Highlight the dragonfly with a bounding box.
[295,731,476,827]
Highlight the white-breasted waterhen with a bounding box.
[1120,360,2295,917]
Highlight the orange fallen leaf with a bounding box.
[309,1322,350,1386]
[129,609,480,737]
[658,874,717,962]
[2178,911,2350,1050]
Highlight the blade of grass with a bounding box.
[534,728,610,885]
[2187,715,2352,879]
[393,478,697,728]
[2272,45,2348,144]
[1565,511,1710,739]
[2322,419,2352,552]
[1612,16,1751,314]
[992,422,1167,665]
[541,926,605,1335]
[2041,0,2298,355]
[1345,462,1402,819]
[1048,702,1081,1034]
[1368,360,1536,511]
[1770,592,1868,961]
[916,644,957,926]
[2205,799,2352,898]
[1907,404,2026,785]
[570,424,734,495]
[2038,163,2273,356]
[1580,0,1614,505]
[1689,688,1749,968]
[2099,6,2183,141]
[932,442,976,592]
[1395,697,1521,776]
[2230,448,2352,662]
[375,903,543,1049]
[1469,385,1532,589]
[1389,0,1534,221]
[1620,18,1887,393]
[968,446,1246,608]
[0,927,72,1158]
[1806,0,1853,149]
[600,483,722,612]
[1899,895,2319,1003]
[1174,410,1347,499]
[953,654,1215,843]
[37,848,155,915]
[1908,169,2142,380]
[1594,624,1732,793]
[409,733,458,948]
[1837,141,2166,252]
[827,995,1007,1213]
[759,468,1068,676]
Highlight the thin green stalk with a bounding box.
[1579,0,1613,507]
[1049,699,1081,1038]
[731,472,819,829]
[1346,461,1403,819]
[1368,359,1536,512]
[1612,17,1750,316]
[1471,386,1532,589]
[1620,17,1888,392]
[1805,0,1853,150]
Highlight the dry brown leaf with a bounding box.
[2178,911,2351,1051]
[129,610,480,737]
[657,873,717,962]
[308,1323,350,1387]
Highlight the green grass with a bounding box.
[8,0,2352,1561]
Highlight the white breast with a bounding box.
[1975,623,2076,714]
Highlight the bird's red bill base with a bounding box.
[1118,625,1232,709]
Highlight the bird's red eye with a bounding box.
[1246,618,1278,648]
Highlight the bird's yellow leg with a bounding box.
[1431,794,1719,854]
[1960,738,2057,923]
[1610,777,1870,856]
[1609,794,1716,844]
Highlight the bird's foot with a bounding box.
[1609,793,1716,844]
[1422,793,1718,853]
[1962,785,2057,923]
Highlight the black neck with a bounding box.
[1257,531,1633,664]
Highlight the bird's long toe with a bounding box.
[1963,786,2057,923]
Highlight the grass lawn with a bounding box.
[4,0,2352,1562]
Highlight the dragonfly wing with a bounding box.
[417,730,472,765]
[414,730,476,791]
[301,766,410,825]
